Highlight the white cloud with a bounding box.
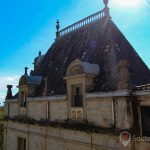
[3,76,20,82]
[0,75,20,104]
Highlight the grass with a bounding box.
[0,107,4,150]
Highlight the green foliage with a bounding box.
[0,107,4,150]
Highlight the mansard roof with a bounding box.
[31,15,150,96]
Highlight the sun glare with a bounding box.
[111,0,145,8]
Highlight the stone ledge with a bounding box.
[4,116,128,136]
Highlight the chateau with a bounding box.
[4,1,150,150]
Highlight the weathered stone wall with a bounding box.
[135,141,150,150]
[4,121,135,150]
[50,100,68,121]
[28,101,47,120]
[5,92,150,128]
[115,97,133,129]
[9,103,18,117]
[5,93,146,129]
[5,95,115,127]
[87,97,113,127]
[4,121,28,150]
[4,102,18,117]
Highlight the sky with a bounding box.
[0,0,150,105]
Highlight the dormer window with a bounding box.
[64,59,100,121]
[20,91,27,107]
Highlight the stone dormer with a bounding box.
[65,59,100,92]
[64,59,100,121]
[18,67,42,109]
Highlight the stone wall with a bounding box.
[5,91,150,129]
[49,100,68,121]
[28,101,47,120]
[5,95,114,128]
[86,97,113,127]
[4,90,150,150]
[9,103,18,117]
[4,121,134,150]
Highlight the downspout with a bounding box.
[91,130,93,150]
[28,124,29,150]
[112,98,116,128]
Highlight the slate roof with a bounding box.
[34,55,45,64]
[19,75,42,86]
[31,16,150,96]
[80,61,100,75]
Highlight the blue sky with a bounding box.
[0,0,150,105]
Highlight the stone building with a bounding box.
[4,1,150,150]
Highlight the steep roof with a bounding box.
[31,16,150,96]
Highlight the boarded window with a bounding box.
[17,137,26,150]
[141,107,150,136]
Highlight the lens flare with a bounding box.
[111,0,145,8]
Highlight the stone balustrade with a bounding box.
[59,10,105,37]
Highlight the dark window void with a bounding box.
[18,137,26,150]
[141,107,150,137]
[72,85,83,107]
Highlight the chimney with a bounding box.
[6,85,13,99]
[43,77,50,96]
[117,60,129,90]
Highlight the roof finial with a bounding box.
[25,67,28,75]
[103,0,110,18]
[56,19,60,32]
[103,0,108,7]
[56,19,60,39]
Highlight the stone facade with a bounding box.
[3,56,150,150]
[3,1,150,150]
[4,88,150,150]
